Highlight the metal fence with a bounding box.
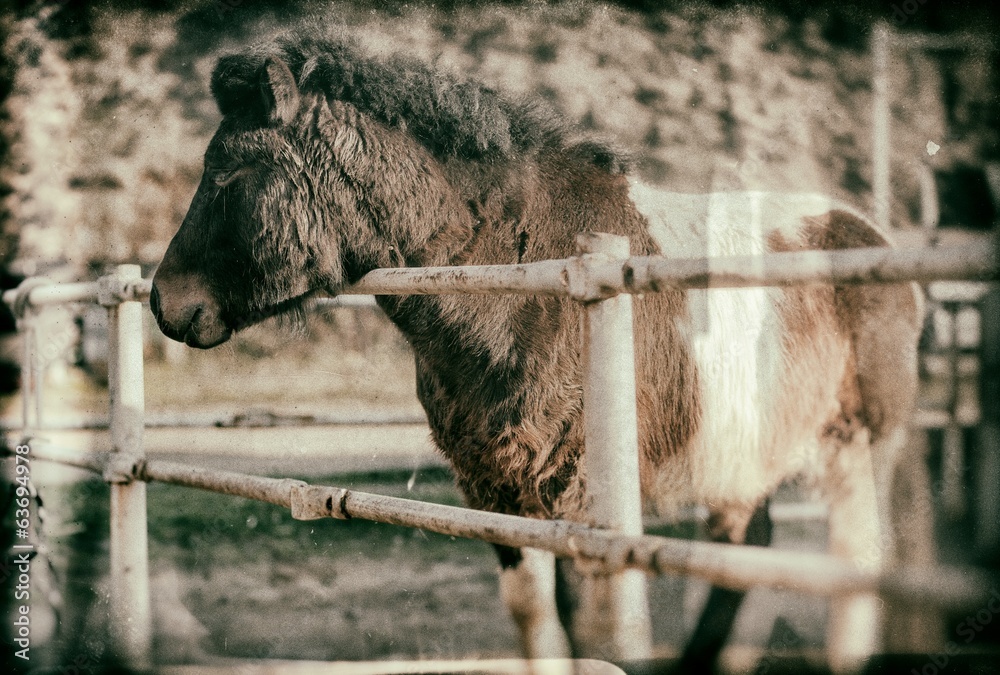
[5,235,999,668]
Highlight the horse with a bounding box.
[150,34,924,669]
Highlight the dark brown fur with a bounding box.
[389,149,698,517]
[151,37,693,520]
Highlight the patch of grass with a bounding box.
[44,466,705,586]
[44,466,488,574]
[38,465,514,662]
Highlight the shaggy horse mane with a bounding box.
[211,32,628,171]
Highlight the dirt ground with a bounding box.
[24,452,834,669]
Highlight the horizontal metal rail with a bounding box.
[27,442,108,473]
[142,464,1000,611]
[0,280,377,312]
[5,280,106,308]
[345,243,997,299]
[24,444,995,611]
[1,407,972,433]
[5,244,996,312]
[23,440,824,525]
[889,31,995,52]
[1,409,427,432]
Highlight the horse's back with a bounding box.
[626,181,922,513]
[628,181,870,257]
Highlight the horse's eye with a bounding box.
[212,169,241,187]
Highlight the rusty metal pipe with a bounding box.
[624,243,996,290]
[23,447,995,610]
[140,460,306,507]
[345,258,570,296]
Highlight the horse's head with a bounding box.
[150,52,469,348]
[152,56,336,347]
[152,38,619,348]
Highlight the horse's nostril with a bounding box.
[149,284,162,321]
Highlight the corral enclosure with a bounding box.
[0,0,998,671]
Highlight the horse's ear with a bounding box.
[261,57,300,126]
[211,53,263,117]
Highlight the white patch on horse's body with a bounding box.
[628,180,854,513]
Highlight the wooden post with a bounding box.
[576,233,652,660]
[102,264,152,667]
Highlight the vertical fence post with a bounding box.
[976,286,1000,564]
[18,311,37,433]
[32,319,43,430]
[941,302,966,519]
[101,264,152,667]
[872,22,892,232]
[576,233,652,660]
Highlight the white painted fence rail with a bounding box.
[0,409,428,432]
[4,243,995,309]
[6,239,999,668]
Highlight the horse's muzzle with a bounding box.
[149,274,232,349]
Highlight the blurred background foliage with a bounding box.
[1,0,997,279]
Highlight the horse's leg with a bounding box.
[882,431,942,652]
[678,499,773,671]
[552,556,652,660]
[823,425,886,672]
[824,281,923,671]
[494,545,572,658]
[554,556,582,656]
[824,423,918,670]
